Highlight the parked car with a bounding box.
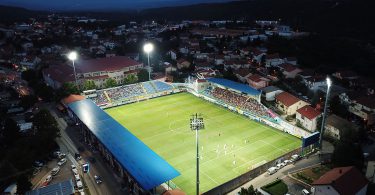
[290,154,301,162]
[94,175,102,184]
[284,160,291,165]
[302,189,310,195]
[75,153,82,160]
[58,153,66,159]
[33,161,44,167]
[71,164,78,174]
[267,167,277,175]
[51,166,60,176]
[44,175,52,185]
[58,158,67,166]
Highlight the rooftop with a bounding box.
[275,92,302,107]
[313,166,368,195]
[74,56,142,73]
[68,99,180,190]
[297,105,321,120]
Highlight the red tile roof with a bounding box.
[43,64,75,83]
[61,94,85,105]
[74,56,142,73]
[279,63,297,72]
[275,92,301,107]
[297,105,321,120]
[248,74,262,82]
[313,166,368,195]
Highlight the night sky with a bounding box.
[0,0,232,10]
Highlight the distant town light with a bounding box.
[143,43,154,54]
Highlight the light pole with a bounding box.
[319,77,332,150]
[68,51,78,88]
[190,113,204,195]
[143,43,154,81]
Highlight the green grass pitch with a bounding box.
[105,93,301,194]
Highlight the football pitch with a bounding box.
[105,93,301,194]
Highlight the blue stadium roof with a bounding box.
[207,78,261,96]
[68,99,180,190]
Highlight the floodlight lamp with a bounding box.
[326,77,332,88]
[143,43,154,53]
[68,51,77,61]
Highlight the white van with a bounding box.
[267,167,277,175]
[302,189,310,195]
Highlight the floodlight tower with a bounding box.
[190,113,204,195]
[68,51,78,88]
[143,43,154,81]
[319,77,332,150]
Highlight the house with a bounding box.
[265,53,284,67]
[261,86,284,101]
[167,50,177,60]
[325,114,359,140]
[251,48,266,63]
[275,92,309,116]
[312,166,368,195]
[278,63,302,79]
[224,59,250,70]
[296,105,321,132]
[247,74,270,89]
[304,75,326,91]
[176,58,191,69]
[333,70,359,81]
[234,68,252,83]
[348,96,375,125]
[284,57,297,65]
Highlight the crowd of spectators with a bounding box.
[89,81,174,106]
[211,87,272,118]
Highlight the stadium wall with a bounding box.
[203,147,302,195]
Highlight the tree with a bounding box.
[331,141,364,170]
[330,96,350,119]
[123,74,138,85]
[2,118,21,146]
[21,69,37,82]
[34,83,54,102]
[16,174,32,194]
[20,95,37,109]
[83,80,97,90]
[104,78,117,88]
[137,69,149,82]
[61,82,80,95]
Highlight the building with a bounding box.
[43,56,143,89]
[176,58,191,69]
[296,105,321,132]
[275,92,309,116]
[278,63,302,79]
[325,114,359,140]
[303,76,326,91]
[247,74,270,89]
[25,179,75,195]
[312,166,368,195]
[265,53,284,67]
[261,86,284,101]
[348,96,375,125]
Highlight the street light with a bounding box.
[319,77,332,150]
[68,51,78,88]
[190,113,204,195]
[143,43,153,81]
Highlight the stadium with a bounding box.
[66,78,315,194]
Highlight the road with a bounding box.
[46,104,126,195]
[228,141,334,194]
